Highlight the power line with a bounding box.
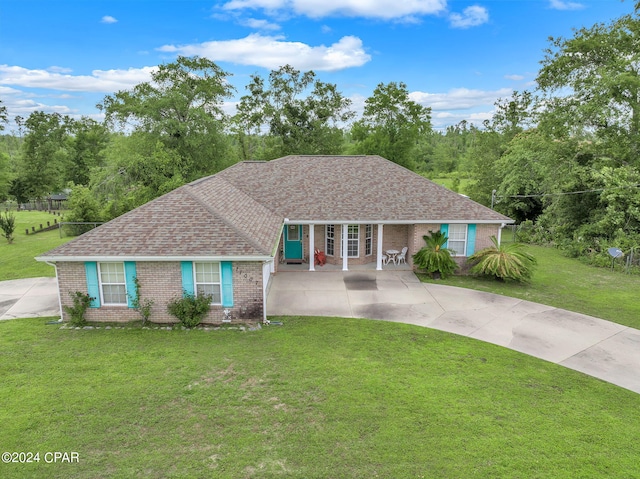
[495,183,640,200]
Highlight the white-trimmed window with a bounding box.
[347,225,359,258]
[194,262,222,304]
[365,224,373,256]
[98,262,127,305]
[448,224,468,256]
[326,225,335,256]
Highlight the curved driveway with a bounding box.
[267,270,640,395]
[3,273,640,395]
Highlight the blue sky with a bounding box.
[0,0,632,131]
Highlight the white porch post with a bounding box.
[376,223,384,270]
[342,224,349,271]
[309,224,315,271]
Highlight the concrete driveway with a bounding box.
[267,270,640,395]
[0,277,60,320]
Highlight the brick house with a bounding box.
[37,155,512,324]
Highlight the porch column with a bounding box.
[376,223,384,270]
[309,224,315,271]
[342,224,349,271]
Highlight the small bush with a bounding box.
[468,236,537,283]
[129,276,154,326]
[63,291,93,327]
[167,292,212,328]
[0,211,16,244]
[412,230,458,279]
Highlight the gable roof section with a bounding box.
[217,155,511,223]
[40,175,283,260]
[39,155,510,261]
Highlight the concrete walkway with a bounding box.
[267,270,640,395]
[3,273,640,395]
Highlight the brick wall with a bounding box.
[56,261,265,325]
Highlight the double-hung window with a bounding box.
[448,224,468,256]
[98,262,127,305]
[194,262,222,304]
[347,225,359,258]
[365,224,373,256]
[326,225,335,256]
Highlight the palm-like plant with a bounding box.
[412,230,458,279]
[468,236,536,282]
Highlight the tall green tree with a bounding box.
[537,8,640,163]
[66,118,109,186]
[234,65,354,159]
[350,82,431,170]
[15,111,71,199]
[98,56,235,181]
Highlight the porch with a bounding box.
[277,259,413,272]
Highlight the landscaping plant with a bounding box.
[63,291,93,327]
[130,276,154,326]
[412,230,458,279]
[167,292,212,328]
[468,235,537,282]
[0,211,16,244]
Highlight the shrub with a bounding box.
[167,292,212,328]
[412,230,458,279]
[468,236,537,282]
[63,291,93,327]
[0,211,16,244]
[129,276,154,326]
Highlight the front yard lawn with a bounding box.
[1,316,639,478]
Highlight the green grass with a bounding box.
[1,316,639,478]
[0,211,72,281]
[418,244,640,329]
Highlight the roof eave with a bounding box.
[36,255,275,263]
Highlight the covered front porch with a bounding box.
[277,222,423,272]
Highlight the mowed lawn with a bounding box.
[1,316,640,479]
[0,211,72,281]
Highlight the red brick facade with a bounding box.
[56,261,265,324]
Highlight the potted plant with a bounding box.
[412,230,458,279]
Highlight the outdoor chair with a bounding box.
[381,254,389,265]
[397,247,408,264]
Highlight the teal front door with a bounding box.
[284,225,303,260]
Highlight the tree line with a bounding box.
[1,4,639,266]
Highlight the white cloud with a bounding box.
[158,34,371,71]
[504,74,524,81]
[409,87,512,111]
[0,65,156,92]
[222,0,447,20]
[449,5,489,29]
[101,15,118,24]
[240,18,281,30]
[549,0,585,11]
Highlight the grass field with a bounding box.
[1,316,639,478]
[417,244,640,329]
[0,211,72,281]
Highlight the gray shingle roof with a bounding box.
[40,155,510,260]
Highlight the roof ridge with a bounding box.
[184,176,280,255]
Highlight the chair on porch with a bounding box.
[397,247,408,265]
[381,254,389,265]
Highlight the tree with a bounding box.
[99,56,235,181]
[16,111,71,199]
[234,65,354,159]
[350,82,431,170]
[536,8,640,163]
[66,118,109,185]
[0,99,7,130]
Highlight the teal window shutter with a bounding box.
[467,224,477,256]
[440,224,449,248]
[181,261,194,296]
[124,261,137,308]
[221,262,234,307]
[84,262,101,308]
